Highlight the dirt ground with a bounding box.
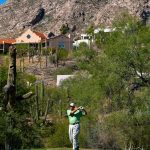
[17,56,75,87]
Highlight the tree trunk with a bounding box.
[40,81,45,116]
[45,54,48,68]
[35,84,39,121]
[44,99,50,124]
[22,57,24,72]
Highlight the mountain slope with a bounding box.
[0,0,149,38]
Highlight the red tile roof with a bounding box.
[33,31,47,40]
[0,39,16,44]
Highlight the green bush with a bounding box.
[16,43,29,57]
[0,64,42,149]
[46,119,71,148]
[52,67,73,79]
[60,24,70,35]
[57,48,69,61]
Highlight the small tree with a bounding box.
[60,24,70,34]
[16,44,29,72]
[15,43,29,57]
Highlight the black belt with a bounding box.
[72,122,79,125]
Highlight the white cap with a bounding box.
[70,102,75,107]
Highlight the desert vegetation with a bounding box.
[0,14,150,150]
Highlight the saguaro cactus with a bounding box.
[3,46,16,109]
[3,46,16,150]
[3,46,33,150]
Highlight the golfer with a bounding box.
[67,102,87,150]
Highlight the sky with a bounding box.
[0,0,7,5]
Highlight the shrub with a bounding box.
[46,119,71,148]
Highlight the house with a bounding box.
[16,29,47,48]
[94,27,116,34]
[73,34,93,48]
[48,34,73,50]
[0,38,16,53]
[16,29,47,43]
[47,32,55,38]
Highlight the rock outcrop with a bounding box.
[0,0,149,38]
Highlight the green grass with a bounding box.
[32,148,97,150]
[49,149,96,150]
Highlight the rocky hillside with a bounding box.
[0,0,149,38]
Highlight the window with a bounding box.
[47,42,49,47]
[84,36,89,39]
[42,43,45,47]
[58,41,65,48]
[27,34,31,39]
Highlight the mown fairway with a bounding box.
[49,149,97,150]
[32,148,97,150]
[47,149,97,150]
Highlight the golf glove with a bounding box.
[78,106,84,110]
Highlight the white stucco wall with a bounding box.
[73,39,91,47]
[57,75,74,86]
